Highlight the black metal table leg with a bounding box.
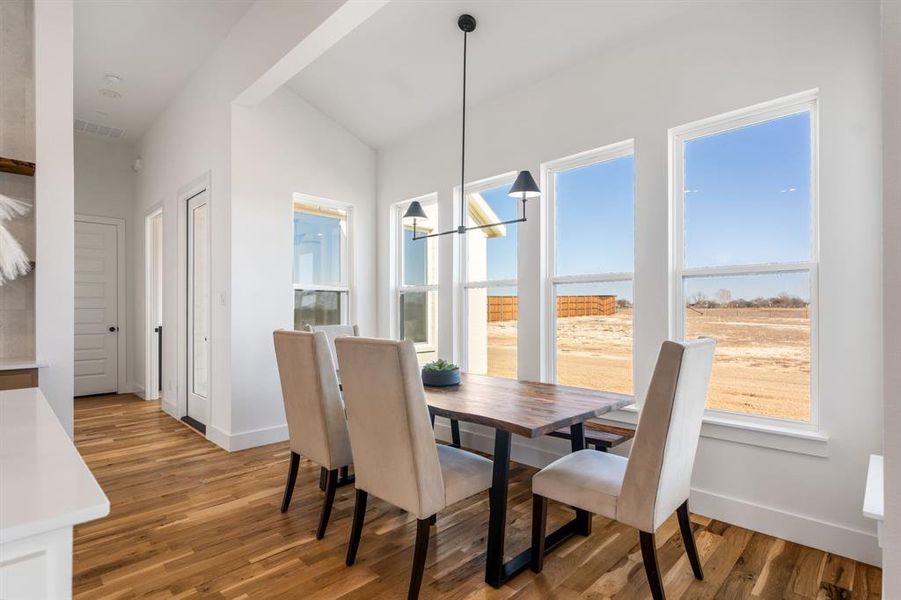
[570,423,593,536]
[483,422,597,588]
[485,429,512,587]
[451,419,462,448]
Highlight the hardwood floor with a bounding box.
[72,394,881,599]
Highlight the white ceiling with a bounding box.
[287,0,697,149]
[74,0,253,143]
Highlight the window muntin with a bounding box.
[546,144,635,394]
[672,94,817,424]
[461,177,518,378]
[293,198,351,328]
[397,197,439,362]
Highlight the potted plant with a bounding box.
[421,358,461,387]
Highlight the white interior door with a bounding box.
[74,220,119,396]
[148,212,163,400]
[187,192,210,425]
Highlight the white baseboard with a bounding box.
[690,487,881,567]
[433,418,881,567]
[161,400,177,418]
[205,423,289,452]
[125,382,145,398]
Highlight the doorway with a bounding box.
[144,209,163,401]
[74,215,126,396]
[185,191,210,432]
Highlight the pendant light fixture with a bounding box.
[403,14,540,240]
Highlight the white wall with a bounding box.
[74,135,137,391]
[882,0,901,593]
[377,1,882,564]
[132,0,382,448]
[34,0,75,433]
[228,86,375,446]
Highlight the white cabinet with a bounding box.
[0,388,109,599]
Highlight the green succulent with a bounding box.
[423,358,459,372]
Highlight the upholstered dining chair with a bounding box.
[335,337,493,600]
[530,338,716,600]
[304,323,359,486]
[304,323,360,366]
[272,329,354,540]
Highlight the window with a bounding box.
[672,92,817,423]
[545,142,635,394]
[293,196,351,329]
[396,196,439,363]
[461,175,518,378]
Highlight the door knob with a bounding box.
[109,326,118,332]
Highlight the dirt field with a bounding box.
[486,307,810,422]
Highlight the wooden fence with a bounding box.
[487,295,617,322]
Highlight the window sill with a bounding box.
[601,405,829,458]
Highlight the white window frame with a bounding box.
[457,172,517,374]
[669,90,820,430]
[292,193,353,326]
[543,140,636,392]
[395,193,439,353]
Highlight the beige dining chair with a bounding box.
[304,323,360,365]
[335,337,493,600]
[304,323,360,485]
[272,329,354,540]
[530,338,716,600]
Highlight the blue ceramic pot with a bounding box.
[422,367,461,387]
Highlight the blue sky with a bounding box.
[398,111,811,303]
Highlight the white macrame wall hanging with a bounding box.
[0,193,33,285]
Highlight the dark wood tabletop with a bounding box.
[424,373,633,438]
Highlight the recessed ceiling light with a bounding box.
[104,73,123,85]
[99,89,121,99]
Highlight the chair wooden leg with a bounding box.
[280,452,300,513]
[316,469,339,540]
[639,531,666,600]
[346,489,368,566]
[450,419,461,448]
[531,494,548,573]
[408,518,432,600]
[428,514,437,526]
[319,466,327,491]
[677,501,704,580]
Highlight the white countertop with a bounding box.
[0,387,109,544]
[0,357,48,371]
[863,454,884,521]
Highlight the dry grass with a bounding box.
[487,307,810,422]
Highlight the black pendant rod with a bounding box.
[460,25,467,232]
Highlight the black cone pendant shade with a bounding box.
[508,170,541,199]
[402,200,429,221]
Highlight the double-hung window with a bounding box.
[461,175,518,378]
[545,142,635,394]
[396,195,439,363]
[671,92,818,423]
[292,195,351,329]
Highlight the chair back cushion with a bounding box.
[335,337,445,518]
[272,330,353,470]
[617,338,715,532]
[304,324,360,366]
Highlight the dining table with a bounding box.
[425,373,634,588]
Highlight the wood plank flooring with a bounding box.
[72,394,881,599]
